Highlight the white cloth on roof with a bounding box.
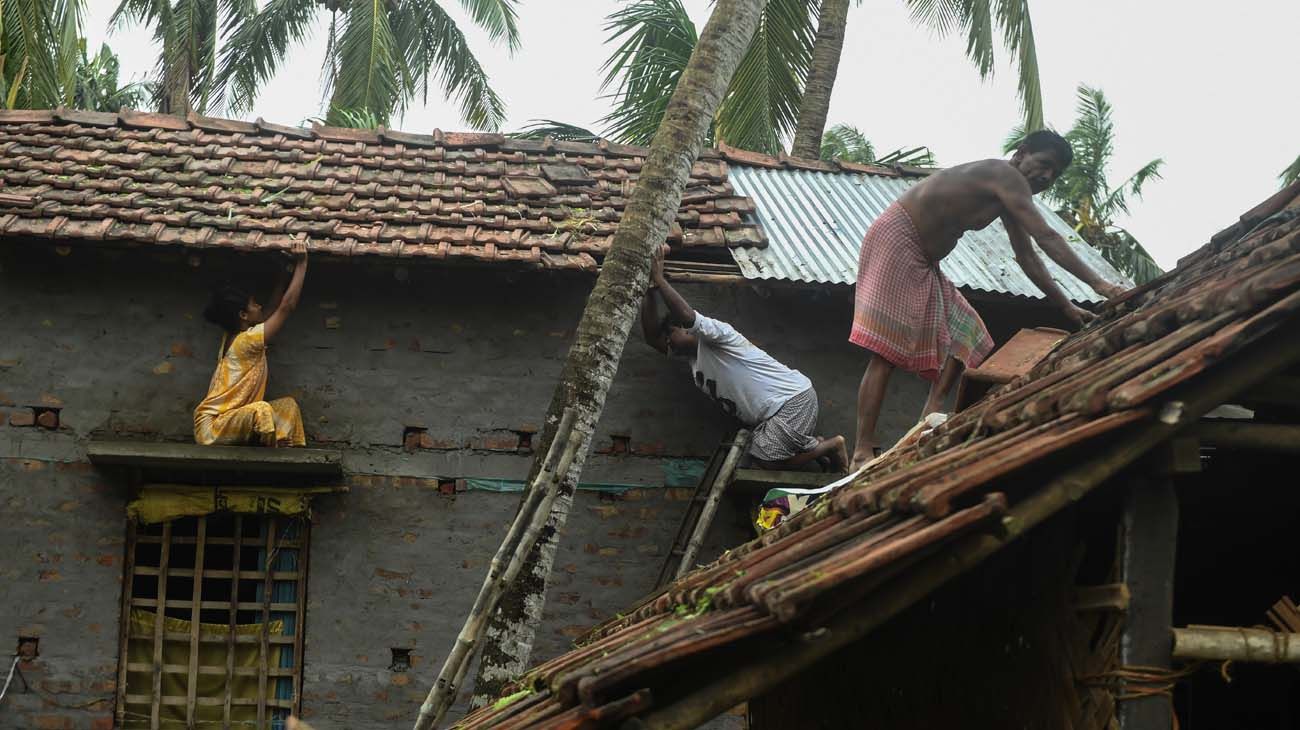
[687,311,812,427]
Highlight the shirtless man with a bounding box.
[849,130,1126,469]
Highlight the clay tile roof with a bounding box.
[0,109,765,271]
[456,187,1300,729]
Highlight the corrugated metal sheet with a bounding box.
[728,165,1132,302]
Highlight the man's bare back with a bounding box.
[898,159,1046,264]
[849,131,1130,470]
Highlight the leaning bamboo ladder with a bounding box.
[655,429,751,587]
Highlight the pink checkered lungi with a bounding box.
[849,202,993,381]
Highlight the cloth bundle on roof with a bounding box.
[755,413,949,532]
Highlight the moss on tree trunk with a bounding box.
[467,0,768,708]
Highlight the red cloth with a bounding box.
[849,202,993,381]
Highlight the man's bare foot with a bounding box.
[830,435,849,473]
[849,445,881,473]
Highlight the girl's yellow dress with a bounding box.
[193,323,305,446]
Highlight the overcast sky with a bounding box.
[87,1,1298,269]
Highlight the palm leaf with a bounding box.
[215,0,317,115]
[510,119,602,142]
[713,0,816,154]
[906,0,1043,131]
[819,123,874,164]
[962,0,994,78]
[1102,157,1163,219]
[327,0,400,125]
[3,0,84,108]
[876,145,936,167]
[1281,154,1300,188]
[308,106,382,129]
[456,0,521,52]
[74,42,152,111]
[1001,122,1027,154]
[1099,229,1162,285]
[599,0,697,145]
[995,0,1042,130]
[395,0,507,129]
[905,0,960,36]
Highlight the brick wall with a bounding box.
[0,458,122,730]
[0,244,1056,727]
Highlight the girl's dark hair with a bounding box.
[203,284,251,333]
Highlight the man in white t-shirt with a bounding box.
[640,245,848,471]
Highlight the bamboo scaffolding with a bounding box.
[415,408,579,730]
[1173,626,1300,663]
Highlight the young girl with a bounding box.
[193,241,309,447]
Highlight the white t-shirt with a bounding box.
[688,312,812,426]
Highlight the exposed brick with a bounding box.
[631,441,667,456]
[32,715,74,730]
[475,434,519,451]
[9,409,35,427]
[38,569,61,582]
[90,716,113,730]
[373,567,411,581]
[39,678,78,694]
[35,409,58,429]
[402,430,427,451]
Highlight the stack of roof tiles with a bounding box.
[455,183,1300,728]
[0,109,767,270]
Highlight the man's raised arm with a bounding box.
[651,244,696,327]
[640,287,667,354]
[993,172,1126,301]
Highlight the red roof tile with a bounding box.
[0,109,768,271]
[456,187,1300,728]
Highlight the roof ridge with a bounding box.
[0,108,929,177]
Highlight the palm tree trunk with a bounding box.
[461,0,766,712]
[790,0,850,159]
[159,42,191,116]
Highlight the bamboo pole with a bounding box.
[1193,421,1300,453]
[674,430,749,580]
[627,321,1300,730]
[185,517,207,725]
[1173,626,1300,663]
[415,409,578,730]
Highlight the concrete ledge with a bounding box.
[731,468,837,495]
[86,440,343,478]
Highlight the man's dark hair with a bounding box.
[203,284,251,333]
[1018,129,1073,170]
[659,315,676,337]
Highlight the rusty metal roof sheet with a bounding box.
[457,184,1300,729]
[727,164,1132,302]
